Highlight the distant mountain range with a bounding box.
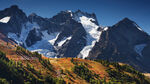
[0,5,150,73]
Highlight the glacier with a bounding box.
[27,30,60,58]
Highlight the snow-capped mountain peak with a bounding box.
[69,10,102,58]
[1,5,150,73]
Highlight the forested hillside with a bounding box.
[0,44,150,84]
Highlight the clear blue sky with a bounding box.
[0,0,150,33]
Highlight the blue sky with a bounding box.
[0,0,150,33]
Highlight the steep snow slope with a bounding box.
[73,13,101,58]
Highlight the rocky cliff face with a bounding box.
[88,18,150,72]
[0,5,28,35]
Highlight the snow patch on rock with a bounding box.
[41,30,60,45]
[134,44,147,57]
[103,27,108,31]
[0,16,11,23]
[133,23,143,31]
[57,36,72,46]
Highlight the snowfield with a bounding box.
[27,31,60,58]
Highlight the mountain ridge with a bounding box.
[88,17,150,72]
[1,5,150,73]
